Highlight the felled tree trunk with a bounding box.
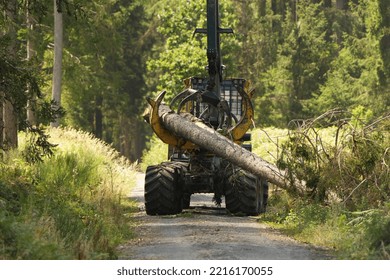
[156,104,306,195]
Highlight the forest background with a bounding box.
[1,0,389,160]
[0,0,389,259]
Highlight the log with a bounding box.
[156,104,307,195]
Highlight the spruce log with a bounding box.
[156,104,306,195]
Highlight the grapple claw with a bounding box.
[148,91,197,150]
[228,86,254,142]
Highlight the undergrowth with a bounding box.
[263,192,390,259]
[261,109,390,259]
[140,135,167,171]
[0,127,138,259]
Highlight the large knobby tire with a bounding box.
[179,163,191,209]
[144,163,183,215]
[224,168,268,216]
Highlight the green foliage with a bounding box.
[239,0,390,126]
[20,126,57,163]
[140,135,168,171]
[57,0,149,160]
[251,127,289,164]
[254,0,336,125]
[0,128,137,259]
[263,196,390,259]
[249,114,389,259]
[145,0,240,100]
[0,38,43,120]
[277,109,389,207]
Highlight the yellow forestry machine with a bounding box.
[144,0,268,215]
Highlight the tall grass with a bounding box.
[0,127,137,259]
[263,194,390,259]
[251,127,289,164]
[140,135,168,171]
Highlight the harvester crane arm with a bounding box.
[143,0,305,217]
[195,0,233,96]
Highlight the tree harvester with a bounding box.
[144,0,269,215]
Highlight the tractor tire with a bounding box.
[144,163,183,215]
[175,162,190,209]
[224,167,268,216]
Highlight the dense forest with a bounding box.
[1,0,389,161]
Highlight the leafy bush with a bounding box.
[277,109,389,207]
[0,127,137,259]
[258,109,389,259]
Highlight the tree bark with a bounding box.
[51,0,63,127]
[94,95,103,139]
[271,0,279,31]
[155,104,306,195]
[259,0,266,17]
[0,94,3,150]
[3,101,18,149]
[336,0,348,10]
[3,0,18,149]
[26,0,36,125]
[323,0,332,8]
[290,0,297,23]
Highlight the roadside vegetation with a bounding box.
[0,128,137,259]
[256,110,390,260]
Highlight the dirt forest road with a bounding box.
[118,173,332,260]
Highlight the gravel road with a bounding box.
[118,173,332,260]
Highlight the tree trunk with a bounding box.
[94,95,103,139]
[259,0,266,17]
[3,0,18,149]
[132,119,145,161]
[290,0,297,22]
[0,94,3,150]
[3,101,18,149]
[336,0,348,10]
[154,104,306,195]
[323,0,332,8]
[119,116,131,160]
[51,0,63,127]
[271,0,279,31]
[379,0,390,75]
[26,0,36,125]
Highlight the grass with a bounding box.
[262,192,390,259]
[140,135,168,171]
[0,127,138,259]
[251,127,289,164]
